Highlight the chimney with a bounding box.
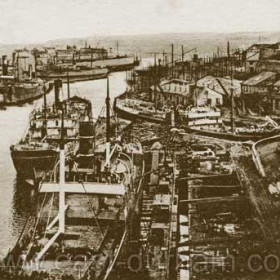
[2,55,8,76]
[193,54,198,62]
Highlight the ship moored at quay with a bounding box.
[114,93,280,141]
[4,77,145,280]
[10,79,93,181]
[35,45,139,82]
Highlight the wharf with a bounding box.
[176,136,265,280]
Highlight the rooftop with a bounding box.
[247,43,280,51]
[274,80,280,87]
[246,51,260,61]
[197,76,241,96]
[151,78,192,96]
[242,71,276,86]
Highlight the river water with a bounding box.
[0,71,129,258]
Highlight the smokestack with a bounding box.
[2,55,8,76]
[29,64,32,79]
[54,79,62,109]
[227,41,231,58]
[12,52,16,65]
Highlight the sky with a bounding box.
[0,0,279,44]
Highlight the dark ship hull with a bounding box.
[10,148,57,179]
[184,126,280,142]
[0,81,52,106]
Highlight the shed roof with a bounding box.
[242,71,276,86]
[197,76,241,97]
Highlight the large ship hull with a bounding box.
[11,149,58,179]
[38,67,108,82]
[6,149,144,280]
[76,56,140,72]
[114,96,280,142]
[184,126,280,142]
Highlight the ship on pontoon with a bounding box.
[115,96,280,141]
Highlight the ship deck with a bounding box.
[22,224,116,279]
[40,193,125,221]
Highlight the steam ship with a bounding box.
[38,65,109,83]
[36,45,139,82]
[4,77,144,280]
[10,79,93,180]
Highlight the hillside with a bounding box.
[0,31,280,59]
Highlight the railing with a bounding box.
[185,111,221,118]
[188,119,222,126]
[252,135,280,177]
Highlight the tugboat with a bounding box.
[10,79,92,181]
[4,77,144,280]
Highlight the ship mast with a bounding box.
[59,97,65,233]
[105,76,111,166]
[229,41,235,133]
[230,77,235,134]
[43,84,47,138]
[171,44,174,78]
[67,70,70,99]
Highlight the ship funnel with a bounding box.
[12,52,16,65]
[54,79,62,109]
[2,55,8,76]
[29,64,33,79]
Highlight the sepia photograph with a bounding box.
[0,0,280,279]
